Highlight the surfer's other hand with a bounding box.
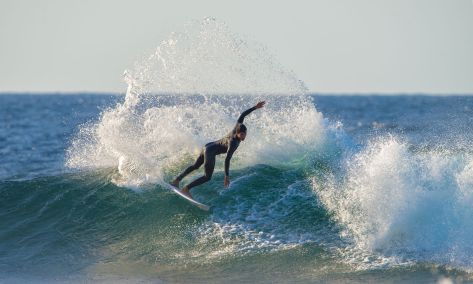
[224,176,230,188]
[255,101,266,109]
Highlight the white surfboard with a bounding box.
[164,183,210,211]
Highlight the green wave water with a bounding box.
[2,162,471,283]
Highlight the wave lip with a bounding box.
[316,136,473,271]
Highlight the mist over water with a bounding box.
[124,17,307,97]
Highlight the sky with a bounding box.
[0,0,472,94]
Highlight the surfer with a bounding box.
[171,101,266,198]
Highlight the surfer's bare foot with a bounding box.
[180,186,193,199]
[170,179,180,188]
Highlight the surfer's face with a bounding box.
[237,132,246,141]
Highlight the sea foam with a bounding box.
[316,136,473,270]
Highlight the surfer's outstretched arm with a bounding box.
[237,101,266,123]
[224,101,265,187]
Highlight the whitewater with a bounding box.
[1,18,473,283]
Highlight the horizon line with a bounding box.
[1,91,473,97]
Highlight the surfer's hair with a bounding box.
[236,124,247,133]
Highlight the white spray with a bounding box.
[66,18,326,187]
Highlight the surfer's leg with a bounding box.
[181,153,215,197]
[171,150,204,187]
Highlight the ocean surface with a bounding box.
[1,94,473,283]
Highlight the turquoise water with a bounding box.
[1,94,473,283]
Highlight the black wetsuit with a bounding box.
[175,106,257,190]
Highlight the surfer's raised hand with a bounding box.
[224,175,230,188]
[255,101,266,109]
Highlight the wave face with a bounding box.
[0,169,343,283]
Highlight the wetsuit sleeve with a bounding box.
[224,141,239,176]
[237,106,257,123]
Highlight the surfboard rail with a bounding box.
[163,183,210,211]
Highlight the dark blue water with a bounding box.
[0,95,122,179]
[1,94,473,283]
